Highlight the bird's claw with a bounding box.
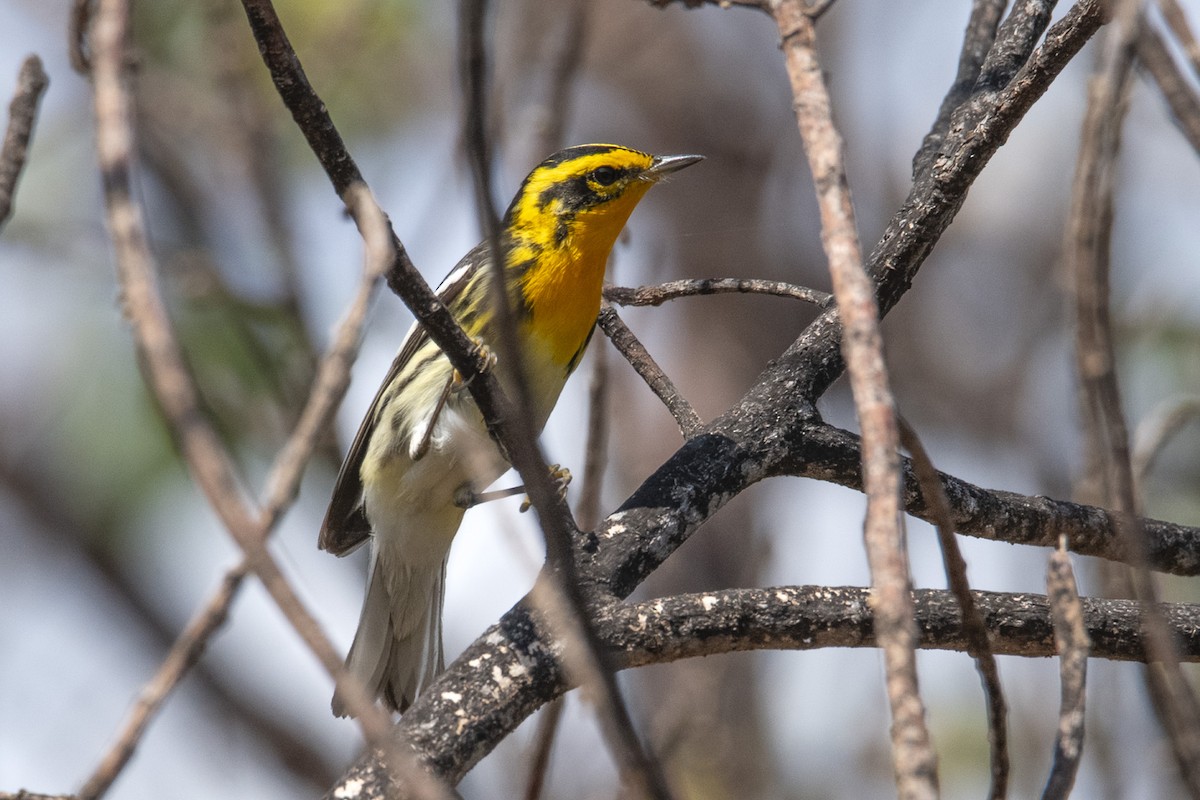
[519,465,573,513]
[454,340,497,392]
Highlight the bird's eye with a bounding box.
[590,166,619,186]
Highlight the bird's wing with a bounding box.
[318,246,487,556]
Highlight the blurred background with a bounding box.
[3,1,1200,797]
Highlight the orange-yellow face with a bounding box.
[504,144,701,368]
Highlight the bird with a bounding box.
[319,143,702,716]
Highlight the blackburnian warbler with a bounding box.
[319,143,701,716]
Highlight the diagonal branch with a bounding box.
[0,55,49,232]
[899,419,1007,800]
[77,185,390,800]
[89,4,457,796]
[597,305,703,439]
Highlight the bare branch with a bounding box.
[772,3,935,797]
[1159,0,1200,78]
[1136,18,1200,157]
[899,418,1007,800]
[787,0,1107,404]
[1040,540,1089,800]
[69,0,94,73]
[0,55,49,232]
[914,0,1006,174]
[77,184,390,800]
[90,4,458,795]
[600,586,1200,667]
[77,568,246,800]
[523,699,565,800]
[1069,0,1200,792]
[603,278,832,308]
[976,0,1059,93]
[1133,397,1200,486]
[457,4,671,798]
[258,184,390,517]
[785,421,1200,576]
[597,305,704,439]
[327,578,1200,795]
[576,346,611,532]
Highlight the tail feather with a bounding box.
[333,550,447,717]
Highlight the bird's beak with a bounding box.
[645,153,704,180]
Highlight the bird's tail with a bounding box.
[333,549,447,717]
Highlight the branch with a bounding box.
[76,185,389,800]
[76,569,246,800]
[772,2,934,796]
[1136,16,1200,156]
[1040,541,1089,800]
[90,4,456,795]
[899,419,1007,800]
[599,586,1200,666]
[1159,0,1200,78]
[914,0,1006,174]
[1133,397,1200,486]
[783,421,1200,576]
[0,55,49,232]
[784,0,1107,403]
[457,2,671,797]
[597,305,703,439]
[1069,2,1200,793]
[603,278,832,308]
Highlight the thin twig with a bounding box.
[603,278,832,308]
[77,567,247,800]
[596,305,703,439]
[1069,0,1200,792]
[77,185,390,800]
[1159,0,1200,78]
[772,3,936,797]
[458,3,673,798]
[259,184,390,516]
[1132,397,1200,487]
[1136,17,1200,156]
[89,2,452,794]
[69,0,94,73]
[520,7,590,786]
[523,699,566,800]
[1040,537,1089,800]
[529,7,599,776]
[575,343,610,532]
[0,55,49,232]
[528,0,588,161]
[898,418,1007,800]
